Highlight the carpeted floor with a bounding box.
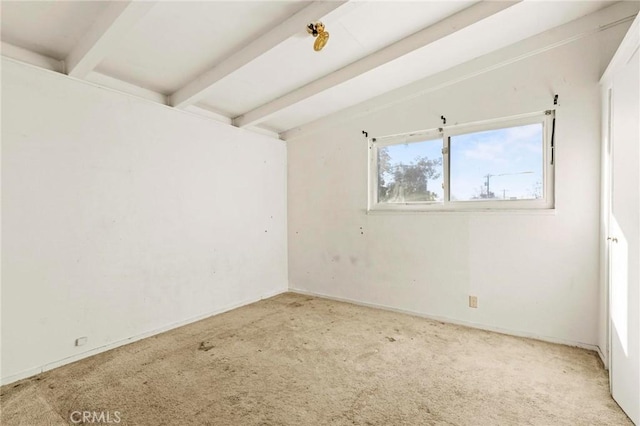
[0,293,632,425]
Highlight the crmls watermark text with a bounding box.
[69,411,121,424]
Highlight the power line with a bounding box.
[483,171,533,197]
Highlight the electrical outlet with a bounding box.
[469,296,478,308]
[75,337,88,347]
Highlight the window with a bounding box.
[369,111,554,211]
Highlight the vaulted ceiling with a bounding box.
[1,1,637,140]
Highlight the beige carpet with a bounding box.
[1,293,631,425]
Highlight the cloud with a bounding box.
[462,140,507,162]
[449,124,543,199]
[456,124,542,164]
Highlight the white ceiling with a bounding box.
[196,1,474,115]
[1,1,110,59]
[1,1,636,139]
[97,1,311,95]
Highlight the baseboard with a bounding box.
[596,345,609,370]
[3,286,600,386]
[289,288,600,352]
[0,287,287,386]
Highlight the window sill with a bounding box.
[366,207,557,216]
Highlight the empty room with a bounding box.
[1,0,639,425]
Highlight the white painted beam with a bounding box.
[1,42,65,73]
[84,71,168,105]
[280,1,639,141]
[66,1,155,78]
[170,1,349,109]
[181,105,282,139]
[243,125,283,140]
[234,0,521,128]
[182,104,234,125]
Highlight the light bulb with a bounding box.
[314,31,329,51]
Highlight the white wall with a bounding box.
[288,22,630,349]
[1,59,288,384]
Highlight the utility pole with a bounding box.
[484,174,493,198]
[483,171,533,199]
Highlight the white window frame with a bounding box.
[368,111,555,212]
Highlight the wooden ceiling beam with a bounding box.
[234,0,521,128]
[66,1,155,79]
[169,1,349,109]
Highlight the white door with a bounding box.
[608,36,639,424]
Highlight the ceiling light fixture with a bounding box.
[306,21,329,51]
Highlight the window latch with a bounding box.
[442,147,449,155]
